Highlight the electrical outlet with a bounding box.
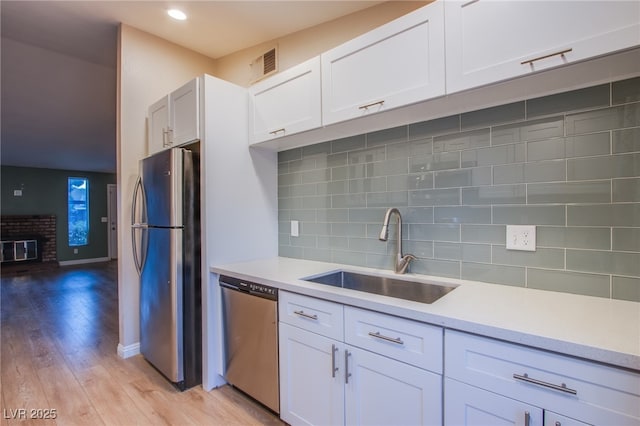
[291,220,299,237]
[506,225,536,251]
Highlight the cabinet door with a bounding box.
[445,379,543,426]
[445,0,640,94]
[321,2,445,125]
[170,78,200,145]
[544,411,591,426]
[279,323,344,426]
[148,96,169,155]
[445,330,640,424]
[249,57,322,144]
[345,345,442,426]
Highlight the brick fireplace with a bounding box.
[1,215,57,263]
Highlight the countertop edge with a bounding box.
[211,258,640,372]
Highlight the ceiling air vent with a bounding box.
[250,47,278,83]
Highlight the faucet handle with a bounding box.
[396,253,417,274]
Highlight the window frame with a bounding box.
[68,177,89,247]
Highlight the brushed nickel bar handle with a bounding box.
[521,48,573,65]
[269,128,285,135]
[368,331,404,345]
[524,411,531,426]
[513,373,577,395]
[345,350,351,384]
[358,100,385,110]
[331,344,338,378]
[293,310,318,320]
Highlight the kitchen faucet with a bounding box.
[379,208,417,274]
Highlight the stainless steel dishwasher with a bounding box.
[220,275,279,413]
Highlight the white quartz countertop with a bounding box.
[211,257,640,371]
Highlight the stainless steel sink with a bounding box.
[302,270,456,304]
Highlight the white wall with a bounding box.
[1,38,116,172]
[116,24,216,355]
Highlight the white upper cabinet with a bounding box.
[170,78,200,146]
[148,78,200,155]
[249,57,322,145]
[148,96,170,155]
[321,1,445,125]
[445,0,640,94]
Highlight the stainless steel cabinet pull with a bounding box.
[162,128,169,147]
[513,373,577,395]
[524,411,531,426]
[368,331,404,345]
[269,128,285,135]
[331,344,338,378]
[293,310,318,320]
[358,100,385,110]
[162,127,174,146]
[521,48,573,65]
[167,127,174,145]
[345,350,351,384]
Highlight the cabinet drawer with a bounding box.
[279,291,343,341]
[345,306,442,373]
[445,330,640,424]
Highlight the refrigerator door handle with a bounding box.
[131,176,147,275]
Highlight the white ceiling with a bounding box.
[0,0,385,173]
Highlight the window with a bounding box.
[68,177,89,246]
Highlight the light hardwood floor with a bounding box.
[1,261,284,425]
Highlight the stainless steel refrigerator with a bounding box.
[131,144,201,391]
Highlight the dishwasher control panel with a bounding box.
[219,275,278,300]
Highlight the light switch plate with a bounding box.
[291,220,299,237]
[506,225,536,251]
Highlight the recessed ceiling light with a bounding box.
[167,9,187,21]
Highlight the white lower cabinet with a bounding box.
[345,345,441,426]
[445,378,543,426]
[444,330,640,425]
[544,411,591,426]
[279,322,344,426]
[279,291,443,425]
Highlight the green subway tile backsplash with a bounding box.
[278,77,640,301]
[527,84,610,118]
[612,77,640,105]
[613,128,640,153]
